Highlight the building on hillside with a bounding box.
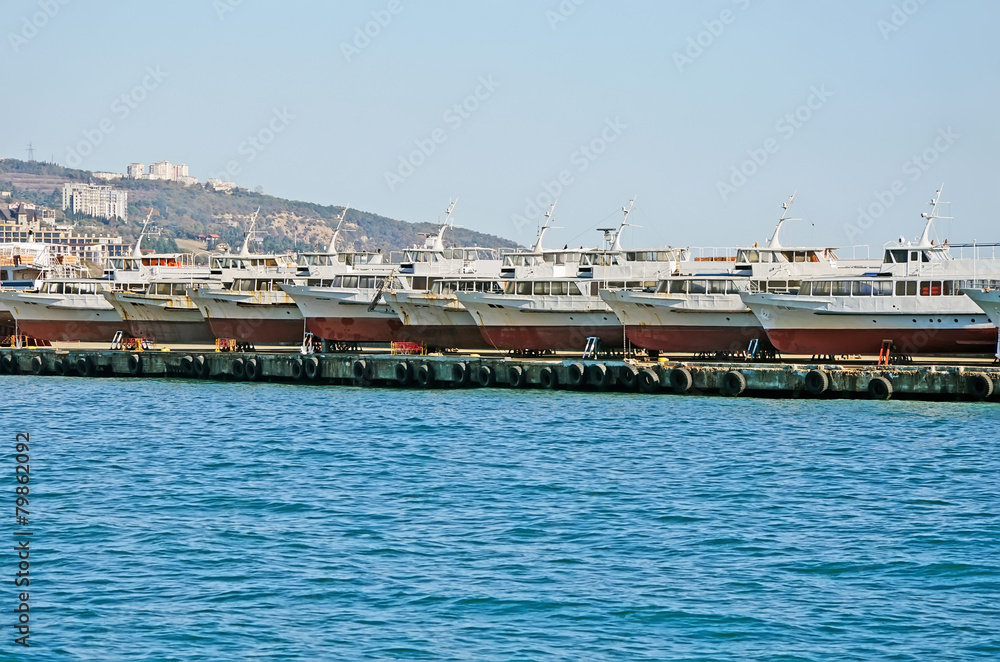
[206,178,236,193]
[1,191,11,198]
[1,202,130,261]
[61,183,128,221]
[92,172,122,181]
[127,163,145,179]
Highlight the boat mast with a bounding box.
[766,192,798,249]
[326,206,350,255]
[132,209,155,258]
[915,185,950,248]
[239,207,262,256]
[532,201,558,253]
[610,197,637,251]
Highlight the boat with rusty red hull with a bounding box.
[189,278,305,345]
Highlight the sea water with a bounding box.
[2,376,998,661]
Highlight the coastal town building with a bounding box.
[1,202,130,261]
[128,160,198,185]
[62,183,128,221]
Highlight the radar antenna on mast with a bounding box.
[532,201,561,253]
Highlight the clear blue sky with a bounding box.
[3,0,997,251]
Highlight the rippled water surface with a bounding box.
[2,375,998,661]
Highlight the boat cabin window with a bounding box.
[45,282,63,294]
[895,281,917,296]
[687,280,707,294]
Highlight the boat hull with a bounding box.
[105,293,215,343]
[476,323,624,351]
[305,316,403,343]
[763,326,998,356]
[206,316,304,344]
[624,324,768,353]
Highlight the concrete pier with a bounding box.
[1,346,998,401]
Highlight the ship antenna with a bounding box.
[767,191,799,249]
[239,207,261,256]
[532,201,559,253]
[610,197,638,251]
[916,185,951,248]
[132,208,155,257]
[327,205,350,254]
[433,198,457,251]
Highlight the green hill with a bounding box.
[0,158,522,254]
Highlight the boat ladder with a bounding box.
[747,338,760,359]
[582,336,600,359]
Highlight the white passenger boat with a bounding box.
[740,189,1000,356]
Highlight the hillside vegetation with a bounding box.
[0,159,521,254]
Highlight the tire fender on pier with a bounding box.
[720,370,747,397]
[804,369,829,396]
[304,356,320,380]
[245,357,260,381]
[451,362,468,385]
[394,361,411,385]
[193,355,208,378]
[352,359,367,381]
[670,367,693,393]
[617,364,639,391]
[416,363,434,388]
[639,368,660,393]
[0,354,11,374]
[53,357,68,376]
[507,365,525,388]
[868,375,893,400]
[76,356,94,378]
[566,362,585,387]
[181,355,196,377]
[231,358,246,380]
[30,355,45,376]
[127,353,142,377]
[587,363,609,389]
[968,373,993,401]
[477,364,495,387]
[539,366,558,389]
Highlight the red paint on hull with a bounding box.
[206,318,304,344]
[306,317,403,343]
[125,320,215,343]
[625,325,770,353]
[478,324,624,351]
[399,324,493,350]
[14,320,124,342]
[765,327,999,356]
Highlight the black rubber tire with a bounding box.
[451,362,468,385]
[304,356,320,380]
[805,369,829,396]
[30,355,45,376]
[670,367,693,393]
[394,361,411,385]
[539,366,558,389]
[127,353,142,377]
[587,363,609,389]
[76,356,93,378]
[639,368,660,393]
[291,358,304,380]
[364,361,376,381]
[416,363,434,388]
[720,370,747,397]
[0,354,9,374]
[352,359,367,381]
[508,365,525,388]
[477,364,495,387]
[232,358,246,380]
[245,358,260,381]
[181,355,196,377]
[617,365,639,391]
[193,355,208,378]
[53,358,67,376]
[868,376,893,400]
[566,362,585,387]
[968,374,994,401]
